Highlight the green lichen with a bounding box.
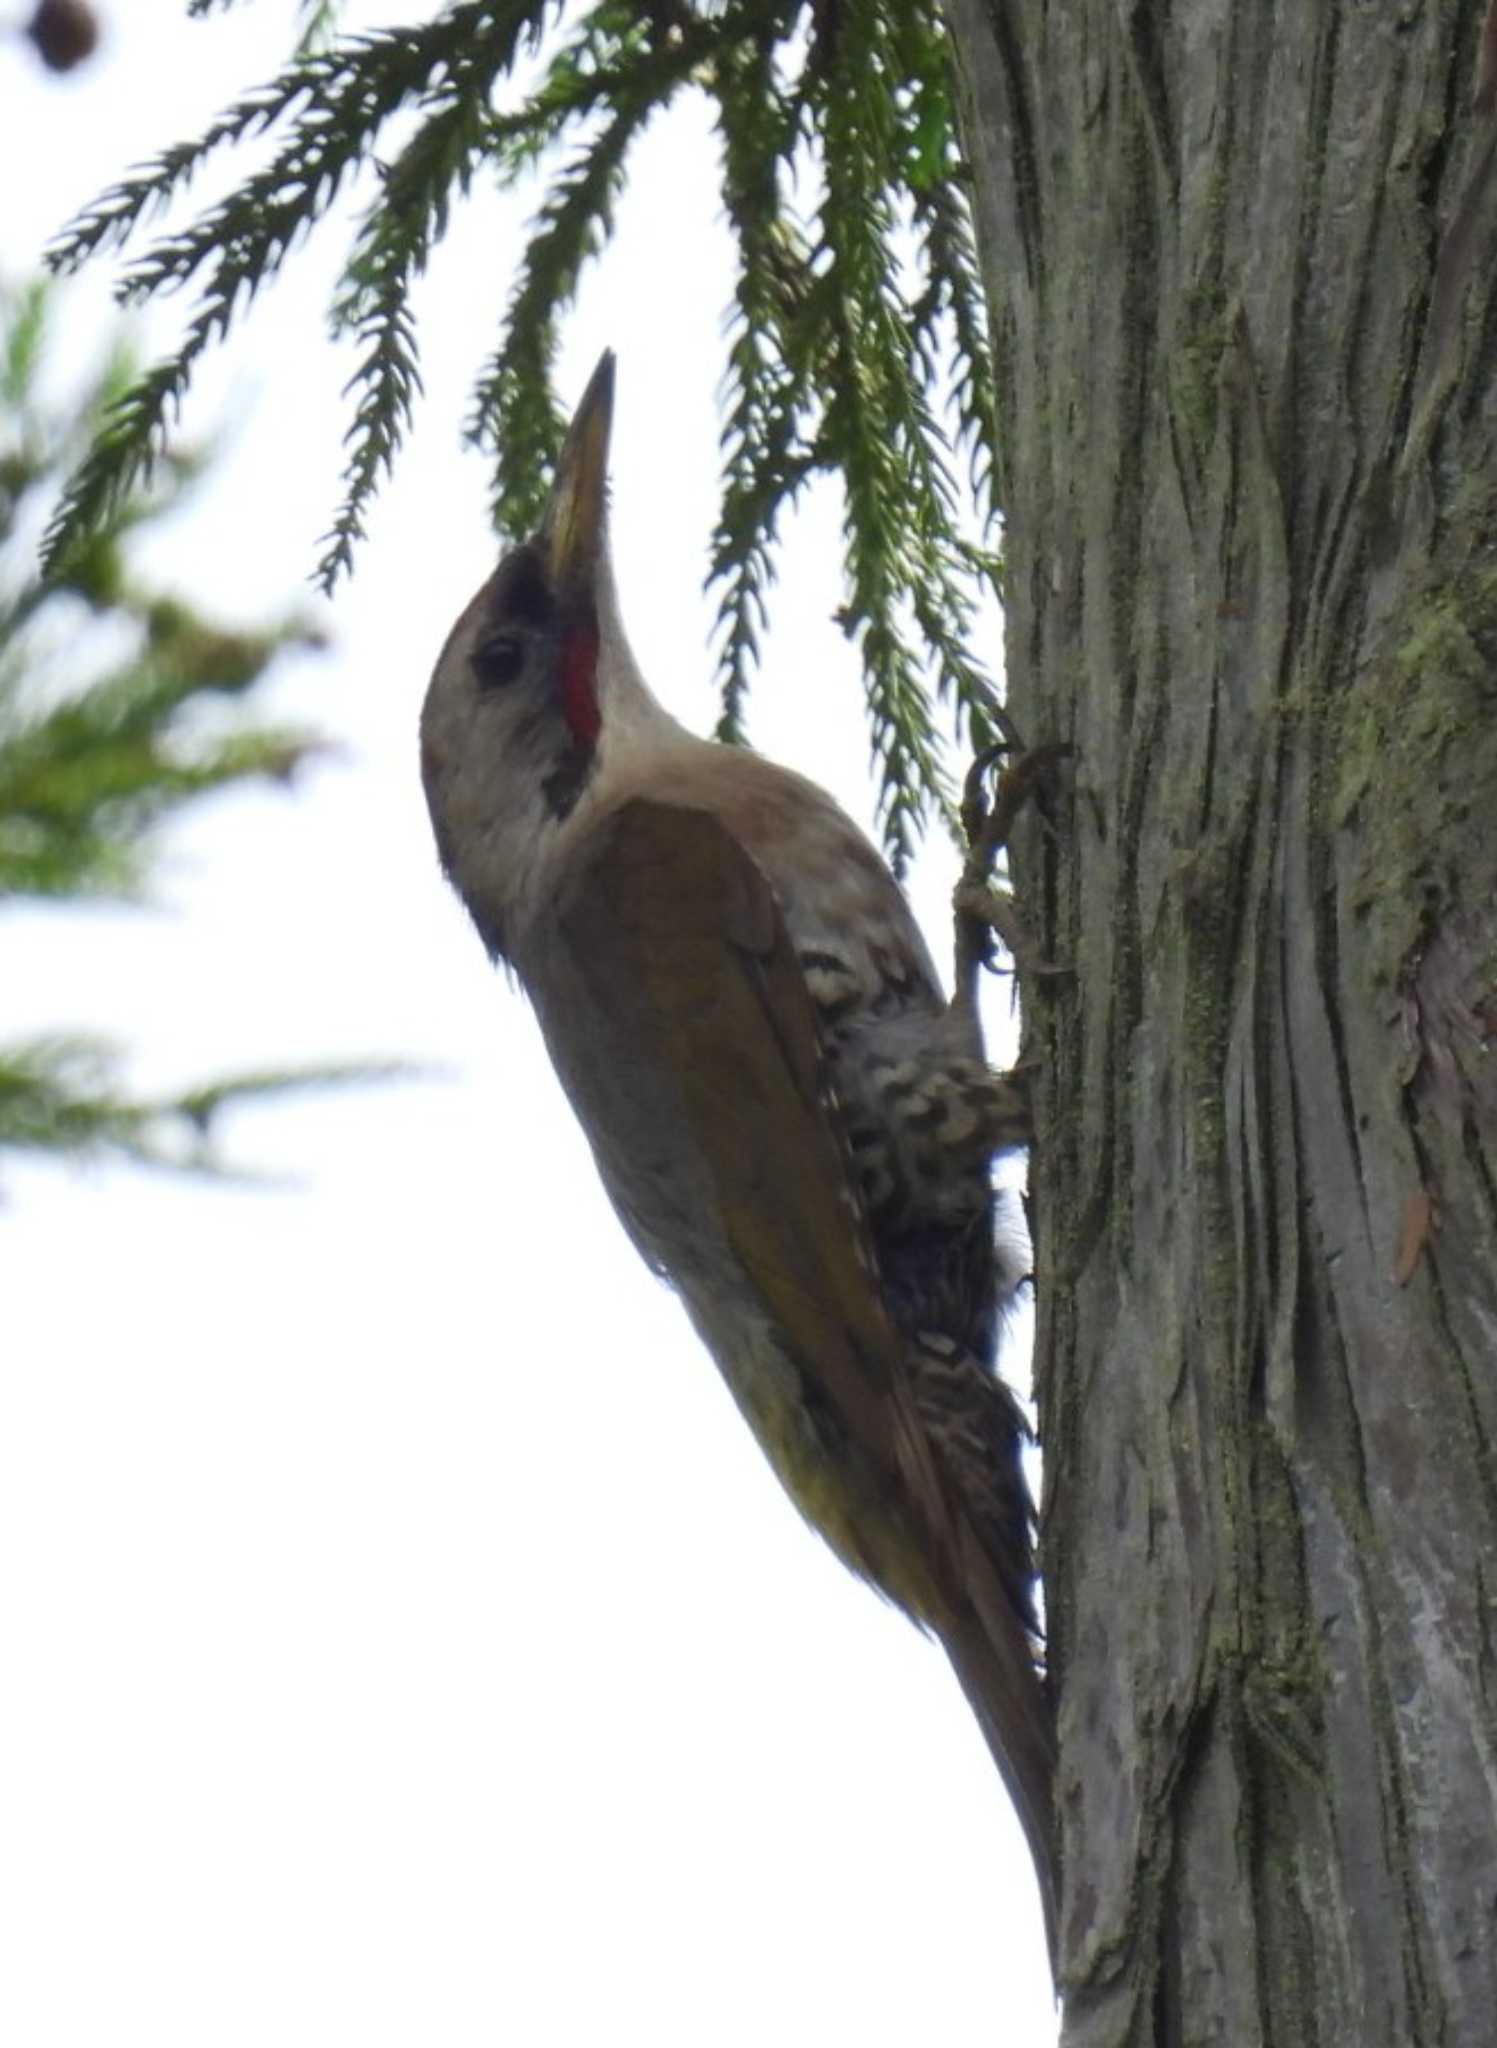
[1171,282,1232,462]
[1334,490,1497,993]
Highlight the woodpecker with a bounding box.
[421,353,1057,1963]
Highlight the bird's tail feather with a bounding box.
[942,1608,1059,1981]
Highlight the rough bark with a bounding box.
[942,4,1497,2043]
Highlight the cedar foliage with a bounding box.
[44,0,1001,867]
[1,276,380,1178]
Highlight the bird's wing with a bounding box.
[549,796,939,1523]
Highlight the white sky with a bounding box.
[1,7,1056,2042]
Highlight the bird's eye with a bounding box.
[473,629,525,691]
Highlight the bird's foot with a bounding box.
[960,733,1072,886]
[953,879,1069,984]
[954,732,1071,1000]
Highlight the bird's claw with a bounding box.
[962,739,1072,888]
[955,879,1067,980]
[954,734,1072,1003]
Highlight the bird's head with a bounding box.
[422,350,667,960]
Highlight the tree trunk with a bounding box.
[942,4,1497,2041]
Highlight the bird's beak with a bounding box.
[540,350,615,592]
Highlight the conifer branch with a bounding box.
[45,0,1003,863]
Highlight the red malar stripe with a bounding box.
[560,623,601,746]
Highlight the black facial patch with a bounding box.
[489,542,555,632]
